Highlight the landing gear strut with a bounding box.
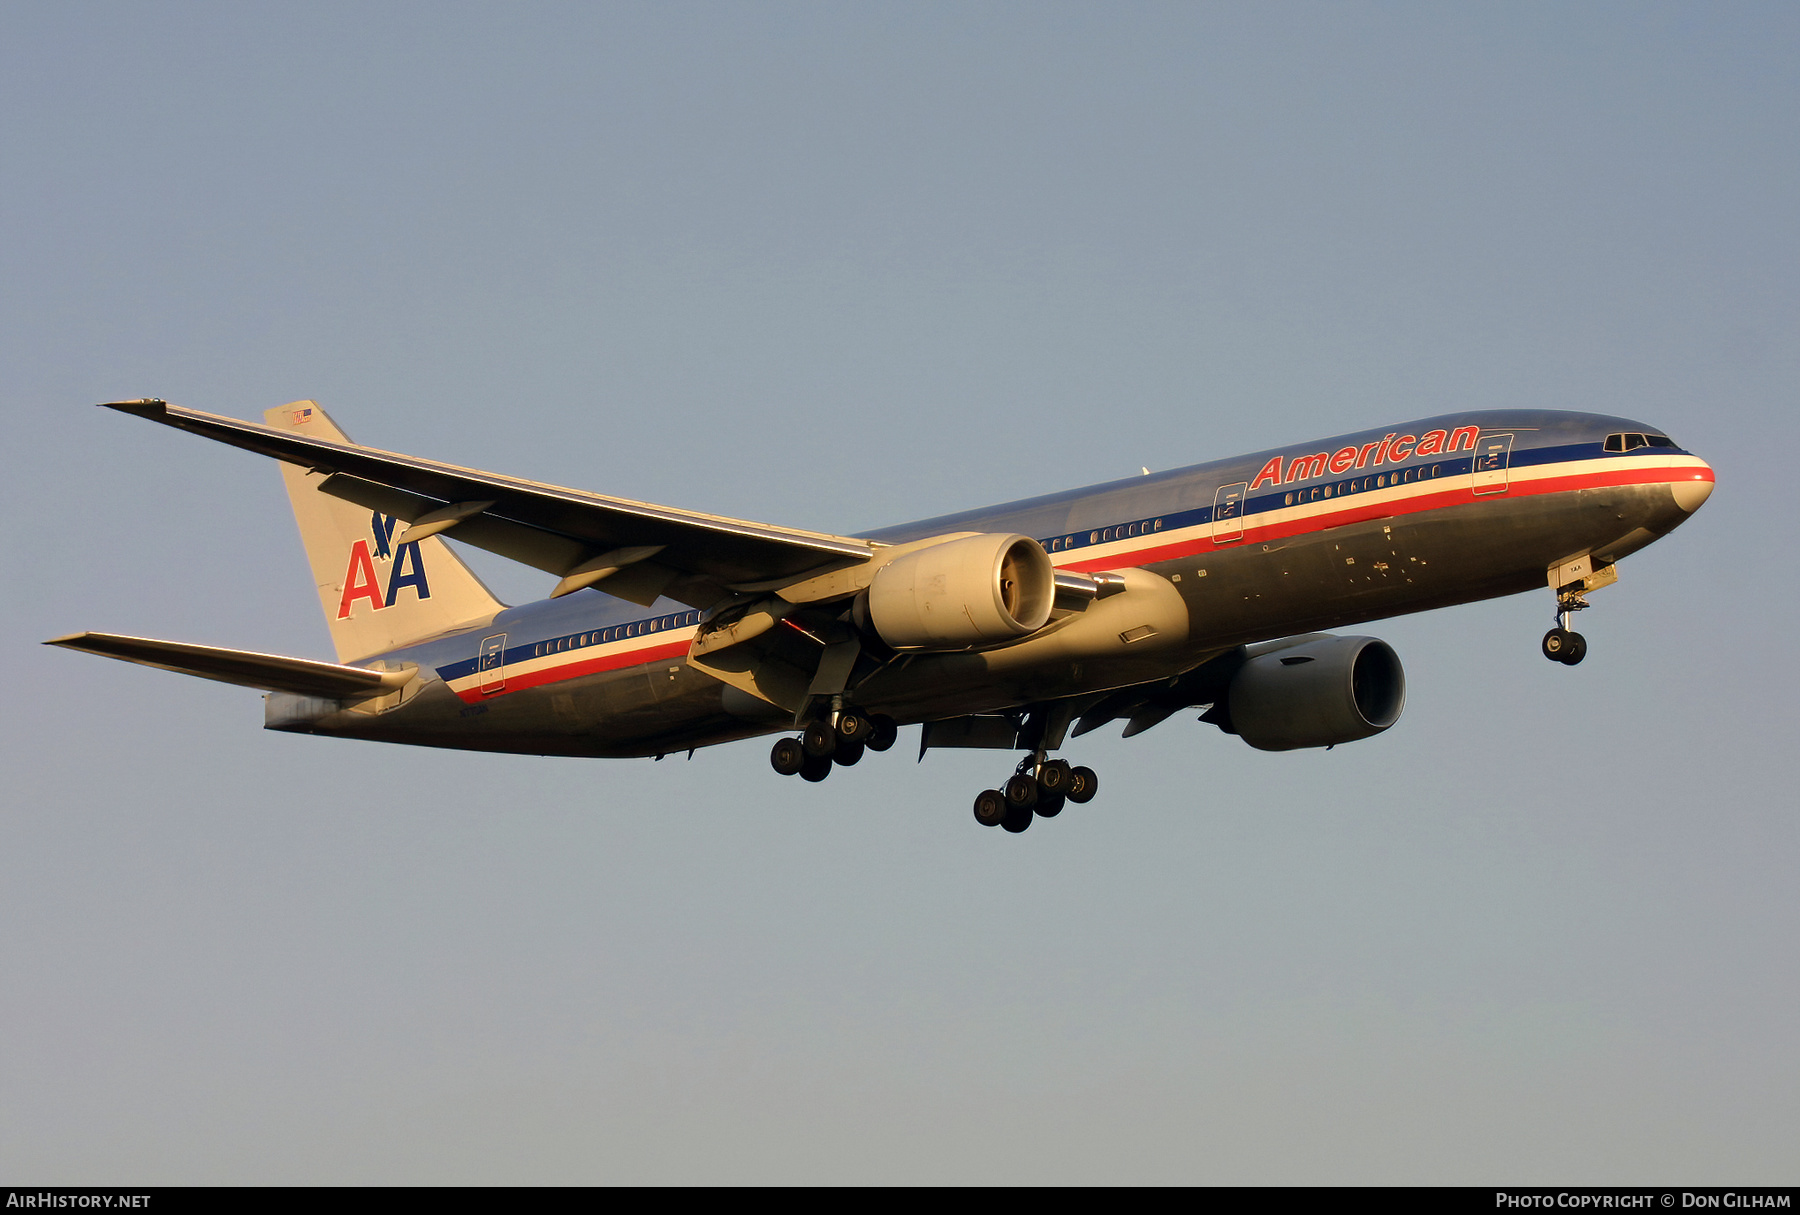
[1542,592,1589,666]
[1542,556,1618,666]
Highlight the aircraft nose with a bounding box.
[1671,458,1715,514]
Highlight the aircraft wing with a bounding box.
[45,632,414,700]
[103,399,875,606]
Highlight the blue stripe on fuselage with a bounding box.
[862,409,1686,551]
[372,409,1686,680]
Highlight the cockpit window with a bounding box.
[1647,435,1676,448]
[1605,432,1651,452]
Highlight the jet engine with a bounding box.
[866,533,1056,649]
[1224,634,1406,751]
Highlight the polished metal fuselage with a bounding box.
[268,409,1711,758]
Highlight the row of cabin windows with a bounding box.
[533,610,701,659]
[1046,518,1166,552]
[1042,464,1450,546]
[1282,464,1445,507]
[1605,432,1677,452]
[909,435,1672,562]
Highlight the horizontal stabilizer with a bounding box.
[45,632,413,700]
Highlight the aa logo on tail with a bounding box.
[337,512,432,619]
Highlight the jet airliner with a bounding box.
[50,400,1713,833]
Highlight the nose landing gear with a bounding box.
[1542,556,1617,666]
[1542,588,1592,667]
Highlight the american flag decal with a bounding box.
[293,408,313,424]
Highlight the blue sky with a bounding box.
[3,2,1796,1182]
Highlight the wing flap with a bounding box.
[45,632,413,700]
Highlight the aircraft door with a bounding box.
[1212,482,1248,543]
[478,633,507,694]
[1472,434,1515,495]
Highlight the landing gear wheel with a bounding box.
[770,737,805,776]
[866,715,899,753]
[1034,792,1066,818]
[1037,760,1072,797]
[1001,802,1034,833]
[1559,631,1587,665]
[973,789,1007,827]
[801,720,837,759]
[1542,628,1573,662]
[1004,772,1039,810]
[836,710,872,744]
[799,753,832,782]
[833,739,866,767]
[1066,766,1099,804]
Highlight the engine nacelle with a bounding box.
[1226,634,1406,751]
[867,533,1056,649]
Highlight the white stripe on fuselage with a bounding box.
[440,452,1706,698]
[1052,453,1707,570]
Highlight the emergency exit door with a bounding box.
[1472,434,1515,495]
[477,633,507,694]
[1212,482,1248,542]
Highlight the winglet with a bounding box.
[97,398,169,418]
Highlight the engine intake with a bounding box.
[868,533,1056,649]
[1226,634,1406,751]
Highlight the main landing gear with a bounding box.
[769,710,899,782]
[972,754,1099,834]
[770,707,1099,836]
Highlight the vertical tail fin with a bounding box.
[265,401,505,662]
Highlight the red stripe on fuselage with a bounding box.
[453,459,1708,701]
[1058,460,1710,574]
[454,638,691,703]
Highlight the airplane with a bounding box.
[49,399,1714,834]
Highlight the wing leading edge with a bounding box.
[102,399,875,607]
